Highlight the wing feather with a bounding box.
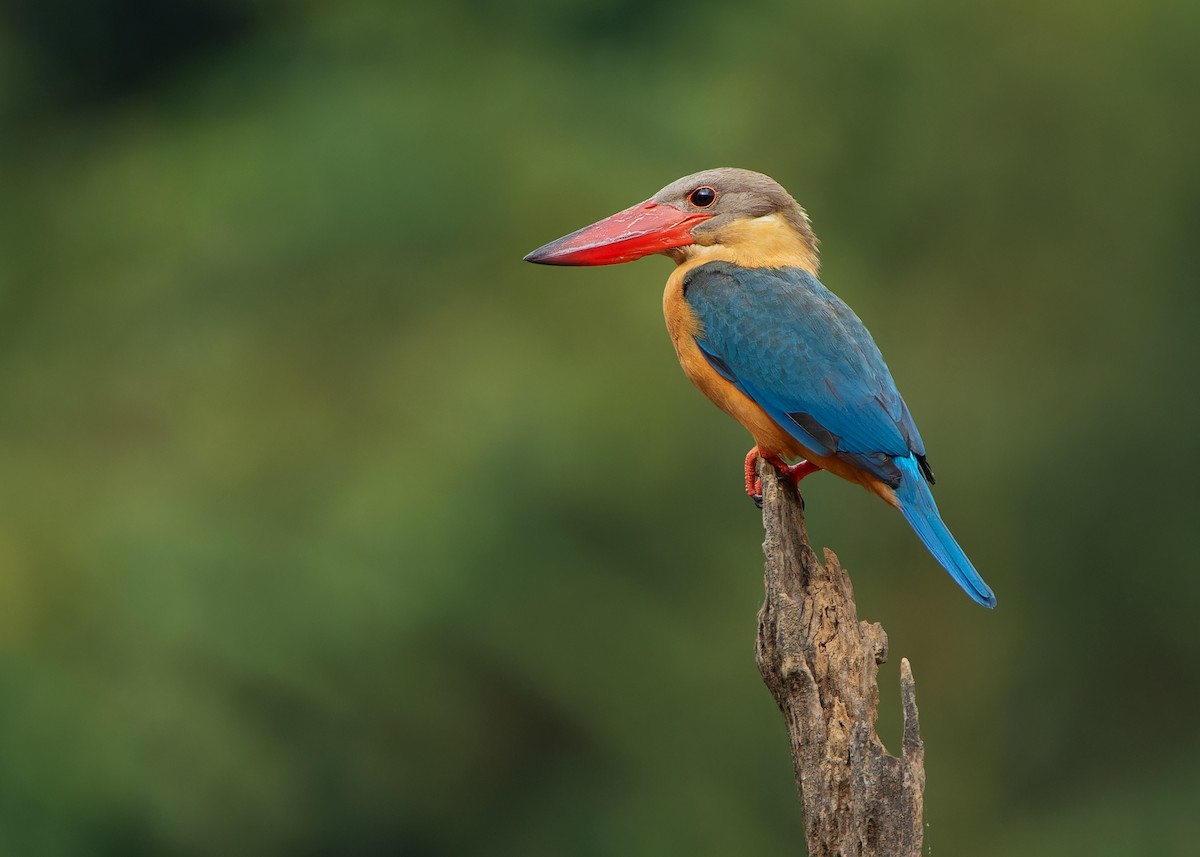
[684,261,927,487]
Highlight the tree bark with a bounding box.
[755,462,926,857]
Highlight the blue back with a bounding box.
[684,261,927,487]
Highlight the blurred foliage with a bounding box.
[0,0,1198,854]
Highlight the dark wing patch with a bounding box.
[696,342,737,383]
[916,453,935,485]
[785,412,840,452]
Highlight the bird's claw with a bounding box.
[745,448,765,506]
[744,445,821,508]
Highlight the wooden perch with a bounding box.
[755,462,926,857]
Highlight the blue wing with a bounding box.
[684,261,928,488]
[685,261,996,608]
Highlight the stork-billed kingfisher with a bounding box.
[525,168,996,608]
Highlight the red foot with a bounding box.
[744,446,822,502]
[744,448,762,498]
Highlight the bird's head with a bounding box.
[525,168,819,273]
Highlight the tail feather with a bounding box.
[895,456,996,608]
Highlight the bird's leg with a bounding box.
[745,447,822,508]
[782,458,822,484]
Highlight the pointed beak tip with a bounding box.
[523,246,558,265]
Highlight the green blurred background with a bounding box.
[1,1,1198,854]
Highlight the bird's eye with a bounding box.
[688,186,717,208]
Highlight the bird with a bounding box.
[524,168,995,608]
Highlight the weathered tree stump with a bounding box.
[755,462,926,857]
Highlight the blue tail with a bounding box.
[894,456,996,608]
